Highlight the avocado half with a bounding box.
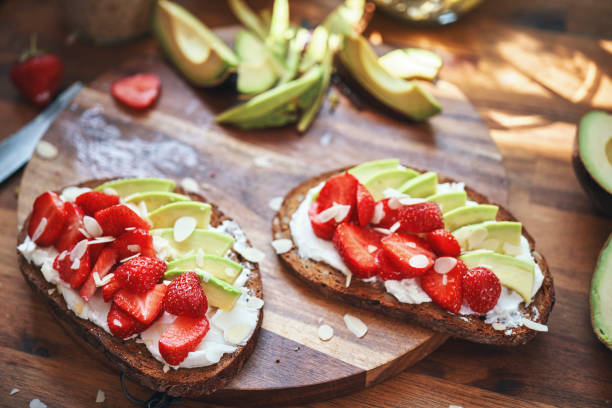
[572,111,612,216]
[591,233,612,350]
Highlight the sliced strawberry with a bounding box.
[421,263,463,313]
[107,302,148,339]
[375,249,404,281]
[114,284,167,324]
[111,73,161,110]
[102,275,123,302]
[55,202,86,252]
[398,202,444,234]
[53,240,91,288]
[158,315,210,365]
[316,172,358,215]
[356,184,375,227]
[79,247,118,302]
[94,204,150,237]
[380,233,435,278]
[308,201,336,240]
[371,198,401,229]
[164,271,208,318]
[114,256,166,293]
[427,229,461,257]
[112,228,155,259]
[332,223,381,279]
[75,191,120,216]
[461,266,501,314]
[28,191,66,246]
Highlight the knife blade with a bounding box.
[0,82,84,184]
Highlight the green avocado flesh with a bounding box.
[153,0,237,87]
[147,201,212,229]
[378,48,442,81]
[164,269,242,311]
[322,0,366,35]
[124,192,190,212]
[399,171,437,198]
[453,221,522,254]
[94,178,175,198]
[235,30,278,94]
[427,191,467,214]
[166,254,242,284]
[338,33,441,121]
[578,110,612,194]
[591,234,612,349]
[461,250,534,302]
[348,159,400,183]
[299,26,329,74]
[443,204,499,232]
[228,0,267,40]
[153,228,234,259]
[363,169,419,201]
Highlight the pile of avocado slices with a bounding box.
[153,0,443,132]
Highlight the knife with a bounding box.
[0,82,84,184]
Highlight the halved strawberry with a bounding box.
[421,263,463,313]
[308,202,336,240]
[55,202,86,252]
[398,202,444,233]
[427,229,461,257]
[79,247,118,302]
[112,228,155,259]
[114,284,167,324]
[380,233,435,278]
[102,275,123,302]
[75,191,120,216]
[53,240,91,288]
[332,223,381,279]
[371,198,401,229]
[107,302,148,339]
[28,191,66,246]
[316,172,358,213]
[375,249,404,281]
[461,266,501,314]
[356,184,375,227]
[111,73,161,110]
[158,315,210,365]
[164,271,208,318]
[114,256,166,293]
[94,204,150,237]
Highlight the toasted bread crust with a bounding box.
[273,167,554,346]
[17,179,263,398]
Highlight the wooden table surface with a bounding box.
[1,0,611,407]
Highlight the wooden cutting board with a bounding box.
[16,27,508,406]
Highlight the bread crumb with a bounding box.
[36,140,58,160]
[269,197,283,211]
[9,388,19,395]
[318,324,334,341]
[163,364,170,373]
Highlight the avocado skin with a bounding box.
[572,133,612,217]
[591,234,612,350]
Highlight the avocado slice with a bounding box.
[444,204,499,232]
[124,191,190,212]
[299,26,329,74]
[591,234,612,349]
[280,28,309,84]
[363,168,419,201]
[461,250,534,302]
[322,0,366,35]
[348,158,400,183]
[164,269,242,311]
[427,191,466,214]
[153,0,238,87]
[228,0,268,39]
[148,201,212,229]
[266,0,289,60]
[453,221,522,254]
[572,111,612,216]
[166,254,242,284]
[378,48,442,81]
[235,30,279,94]
[399,171,437,198]
[95,178,175,198]
[338,33,441,121]
[152,228,234,259]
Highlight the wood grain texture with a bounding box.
[1,0,612,407]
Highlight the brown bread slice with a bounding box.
[17,178,263,398]
[273,167,554,346]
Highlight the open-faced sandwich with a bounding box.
[17,178,263,397]
[274,159,554,345]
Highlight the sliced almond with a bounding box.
[271,238,293,254]
[35,140,58,160]
[88,236,115,245]
[10,388,19,396]
[269,197,284,211]
[173,216,197,243]
[333,203,351,222]
[246,296,264,309]
[253,156,272,168]
[29,399,47,408]
[367,245,377,254]
[408,254,429,269]
[162,364,170,373]
[492,323,506,331]
[434,257,458,274]
[180,177,199,193]
[95,390,105,403]
[83,216,103,237]
[522,318,548,332]
[318,324,334,341]
[31,217,47,242]
[372,202,385,224]
[224,322,252,345]
[70,239,89,261]
[127,244,141,253]
[389,221,401,232]
[236,246,265,263]
[120,253,140,263]
[343,314,367,338]
[103,187,119,196]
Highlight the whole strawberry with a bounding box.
[462,267,501,314]
[164,272,208,318]
[114,256,166,293]
[10,35,63,107]
[399,202,444,233]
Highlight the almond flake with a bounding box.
[253,156,272,168]
[344,314,367,338]
[71,258,81,270]
[92,272,102,286]
[173,216,196,243]
[373,227,392,235]
[70,239,89,261]
[98,273,114,287]
[271,239,293,254]
[269,197,283,211]
[237,246,265,263]
[83,216,103,237]
[398,196,427,206]
[88,236,115,245]
[442,274,448,285]
[163,364,170,373]
[224,322,252,345]
[31,217,47,242]
[389,221,401,232]
[78,227,91,239]
[127,244,141,253]
[61,186,91,202]
[181,177,199,193]
[492,323,506,331]
[47,288,56,295]
[434,257,458,274]
[35,140,58,159]
[10,388,19,395]
[332,203,351,222]
[124,226,136,231]
[29,399,47,408]
[387,197,402,210]
[196,248,205,267]
[95,390,105,403]
[246,296,264,309]
[522,318,548,332]
[103,187,119,196]
[345,272,352,287]
[58,250,68,261]
[367,245,377,254]
[120,253,140,263]
[372,202,385,224]
[408,254,429,269]
[318,324,334,341]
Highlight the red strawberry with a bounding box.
[94,204,150,237]
[107,302,148,339]
[332,223,381,279]
[75,191,120,216]
[380,233,435,278]
[308,202,336,240]
[375,249,404,281]
[53,240,91,288]
[28,191,66,246]
[356,184,375,227]
[114,284,167,324]
[111,73,161,110]
[316,172,358,215]
[114,256,166,293]
[158,315,210,365]
[427,229,461,257]
[461,267,501,314]
[55,202,86,252]
[398,202,444,233]
[10,35,63,107]
[371,198,401,229]
[79,247,118,302]
[164,272,208,318]
[421,264,463,313]
[102,275,123,302]
[112,229,155,259]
